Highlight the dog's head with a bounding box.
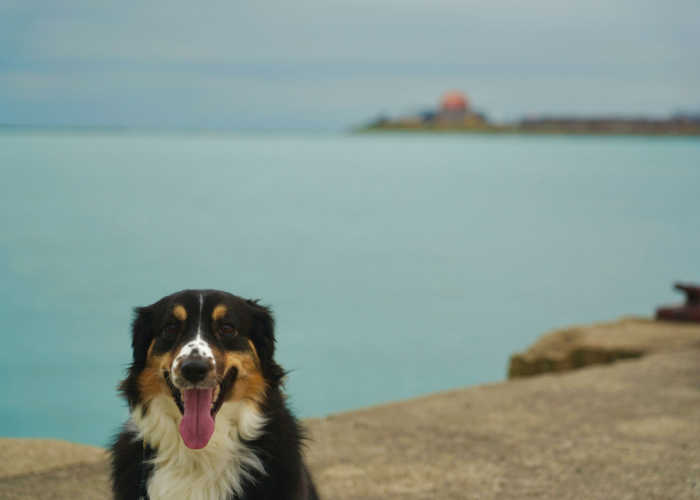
[120,289,283,449]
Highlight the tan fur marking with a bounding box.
[138,347,173,403]
[172,304,187,321]
[247,340,260,365]
[146,338,156,359]
[212,304,227,321]
[224,352,267,404]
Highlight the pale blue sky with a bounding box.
[1,0,699,129]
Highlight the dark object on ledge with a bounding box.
[656,283,700,322]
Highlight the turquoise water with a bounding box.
[1,131,698,447]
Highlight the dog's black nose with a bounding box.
[180,358,210,383]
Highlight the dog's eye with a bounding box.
[162,323,179,336]
[220,324,236,335]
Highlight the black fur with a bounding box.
[110,289,319,500]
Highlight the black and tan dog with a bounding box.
[111,289,319,500]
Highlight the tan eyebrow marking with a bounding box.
[212,304,227,321]
[173,304,187,321]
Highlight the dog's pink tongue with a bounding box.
[179,388,215,449]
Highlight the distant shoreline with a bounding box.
[358,122,700,137]
[0,123,130,132]
[359,93,700,136]
[3,123,699,138]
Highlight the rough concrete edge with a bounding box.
[507,315,700,378]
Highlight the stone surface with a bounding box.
[2,347,700,499]
[0,462,111,500]
[508,317,700,378]
[0,439,107,479]
[0,439,110,500]
[305,350,700,500]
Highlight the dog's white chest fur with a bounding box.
[131,395,266,500]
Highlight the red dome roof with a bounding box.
[440,91,469,111]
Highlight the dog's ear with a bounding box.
[246,300,284,382]
[118,305,154,410]
[131,306,154,371]
[246,300,276,365]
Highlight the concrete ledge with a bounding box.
[508,317,700,378]
[0,439,107,480]
[304,350,700,499]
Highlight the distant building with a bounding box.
[672,112,700,124]
[440,91,469,112]
[434,90,487,126]
[363,89,489,130]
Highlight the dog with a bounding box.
[111,289,319,500]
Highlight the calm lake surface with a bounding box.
[1,131,698,446]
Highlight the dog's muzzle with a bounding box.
[179,356,215,385]
[168,354,219,450]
